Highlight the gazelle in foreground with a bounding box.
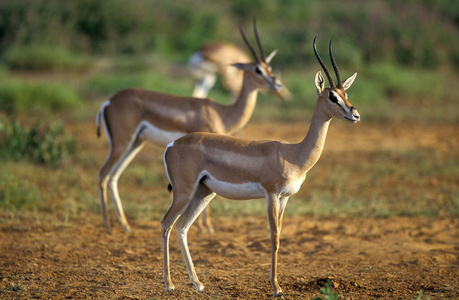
[189,42,251,99]
[96,21,289,234]
[161,37,360,297]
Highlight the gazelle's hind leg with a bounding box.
[161,181,216,292]
[97,171,111,233]
[97,126,144,233]
[196,207,214,234]
[175,184,216,291]
[161,189,193,292]
[106,137,145,233]
[98,147,126,233]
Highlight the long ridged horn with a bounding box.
[253,18,266,61]
[313,37,335,88]
[329,40,343,88]
[239,23,260,63]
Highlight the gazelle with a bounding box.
[161,37,360,297]
[189,42,291,101]
[189,42,251,99]
[96,21,289,234]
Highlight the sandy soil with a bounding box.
[0,122,458,299]
[0,216,458,299]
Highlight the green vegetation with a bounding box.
[312,280,339,300]
[0,282,25,292]
[0,79,81,115]
[3,45,87,71]
[0,0,457,70]
[82,71,194,99]
[0,119,75,164]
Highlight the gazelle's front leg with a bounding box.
[266,193,289,297]
[175,184,216,292]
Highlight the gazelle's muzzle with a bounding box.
[273,77,291,101]
[344,106,360,123]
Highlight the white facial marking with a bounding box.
[256,64,275,84]
[330,91,350,114]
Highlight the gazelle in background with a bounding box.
[189,42,250,99]
[161,37,360,297]
[96,21,290,234]
[189,42,291,101]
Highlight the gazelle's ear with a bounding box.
[315,71,325,94]
[265,49,278,63]
[342,72,357,91]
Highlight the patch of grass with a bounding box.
[0,171,41,213]
[286,148,459,218]
[82,71,194,99]
[1,282,25,292]
[3,44,88,71]
[0,118,76,165]
[364,63,446,101]
[312,280,339,300]
[0,79,81,115]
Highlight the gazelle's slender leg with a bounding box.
[98,122,144,233]
[106,137,145,233]
[265,193,288,297]
[98,176,111,232]
[278,196,289,228]
[161,188,195,291]
[196,207,214,234]
[175,184,216,291]
[98,146,128,233]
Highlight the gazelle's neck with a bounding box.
[222,73,259,134]
[295,98,331,174]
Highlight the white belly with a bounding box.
[202,173,265,200]
[139,121,186,146]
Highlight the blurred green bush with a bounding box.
[3,45,87,71]
[0,118,75,165]
[0,0,456,70]
[0,80,81,115]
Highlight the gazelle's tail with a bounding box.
[96,101,110,138]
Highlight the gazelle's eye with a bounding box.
[329,92,339,104]
[255,67,262,75]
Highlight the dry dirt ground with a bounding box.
[0,122,458,299]
[0,217,458,299]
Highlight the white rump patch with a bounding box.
[163,141,175,185]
